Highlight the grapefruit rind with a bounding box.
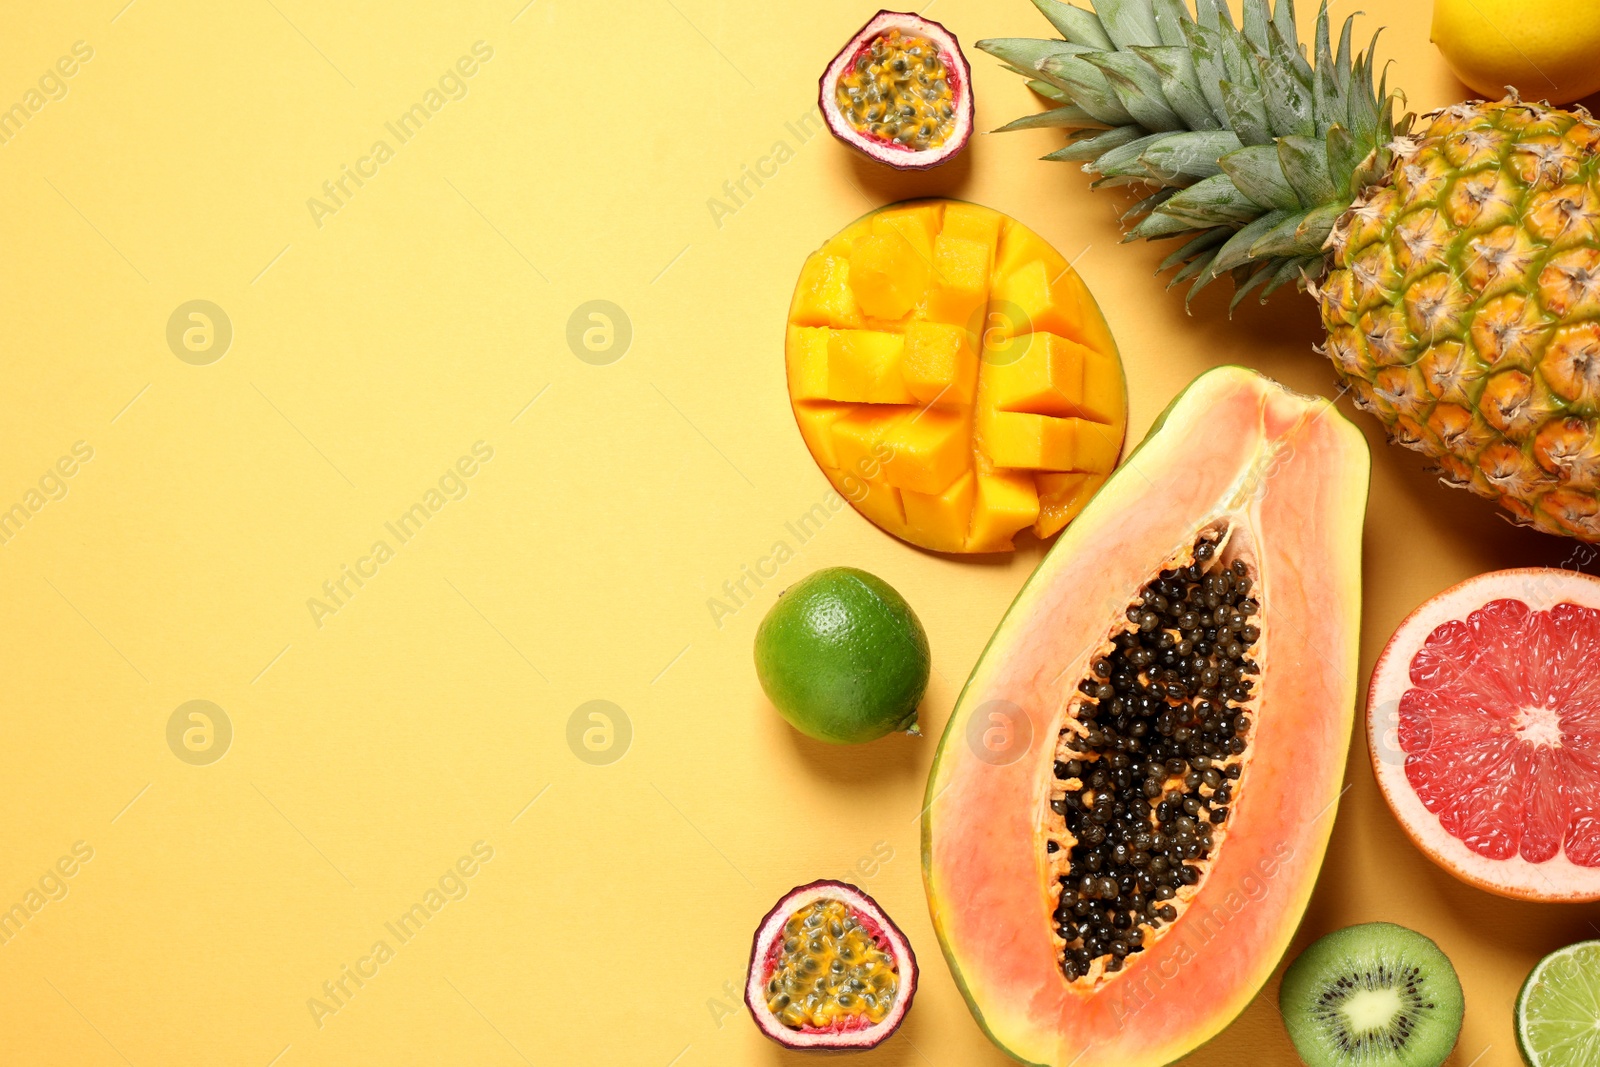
[1368,569,1600,903]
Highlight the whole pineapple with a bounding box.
[981,0,1600,539]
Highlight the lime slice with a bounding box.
[1516,941,1600,1067]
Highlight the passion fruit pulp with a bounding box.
[745,880,917,1050]
[819,11,974,171]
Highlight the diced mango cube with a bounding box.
[981,332,1122,423]
[850,233,931,320]
[902,321,978,406]
[822,214,876,258]
[982,331,1083,413]
[828,406,901,478]
[990,257,1117,355]
[1052,269,1118,356]
[941,202,1002,249]
[994,217,1054,279]
[878,408,970,496]
[785,325,830,401]
[832,467,907,531]
[902,470,976,554]
[978,409,1121,472]
[925,235,991,327]
[989,259,1064,337]
[968,472,1040,552]
[872,204,940,263]
[791,252,863,328]
[827,330,914,404]
[792,402,854,468]
[1080,346,1126,427]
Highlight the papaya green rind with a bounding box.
[922,366,1369,1067]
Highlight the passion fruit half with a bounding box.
[745,880,917,1050]
[819,11,974,171]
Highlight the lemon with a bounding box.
[754,568,929,744]
[1433,0,1600,104]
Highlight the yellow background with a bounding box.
[0,1,1594,1064]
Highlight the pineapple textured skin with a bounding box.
[1323,100,1600,540]
[982,0,1600,539]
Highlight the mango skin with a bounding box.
[1432,0,1600,104]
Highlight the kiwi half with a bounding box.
[1279,922,1465,1067]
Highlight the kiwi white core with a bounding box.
[1341,987,1404,1035]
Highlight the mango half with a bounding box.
[784,200,1127,553]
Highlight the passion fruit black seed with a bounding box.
[1047,532,1258,981]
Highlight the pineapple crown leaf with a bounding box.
[976,0,1409,302]
[1025,78,1075,102]
[1030,0,1117,47]
[994,104,1113,132]
[1133,45,1223,130]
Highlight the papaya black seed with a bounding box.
[1045,531,1258,980]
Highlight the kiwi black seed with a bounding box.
[1048,531,1258,980]
[1279,922,1464,1067]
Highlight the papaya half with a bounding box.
[922,367,1369,1066]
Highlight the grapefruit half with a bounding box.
[1369,569,1600,902]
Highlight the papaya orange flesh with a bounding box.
[785,200,1128,554]
[921,367,1369,1067]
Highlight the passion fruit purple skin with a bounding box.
[819,10,975,172]
[745,879,918,1051]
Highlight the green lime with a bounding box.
[1516,940,1600,1067]
[754,567,930,744]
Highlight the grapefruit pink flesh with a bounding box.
[1402,599,1600,867]
[1371,570,1600,901]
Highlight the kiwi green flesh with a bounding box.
[1279,922,1464,1067]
